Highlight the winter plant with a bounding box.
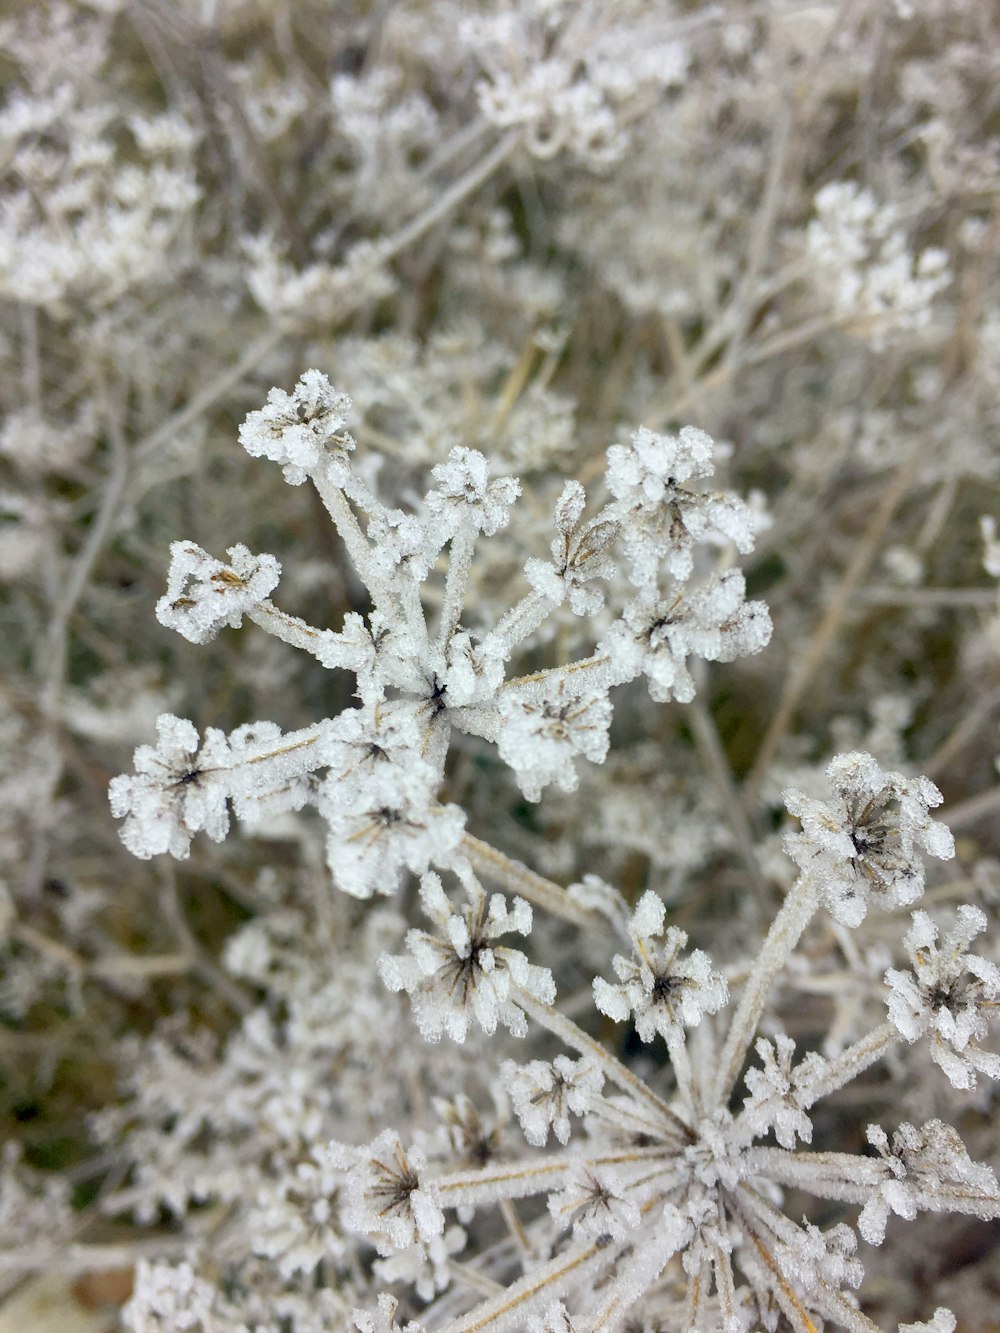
[1,2,998,1331]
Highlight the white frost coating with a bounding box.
[593,889,728,1042]
[379,865,555,1041]
[238,369,354,484]
[155,541,281,645]
[108,713,231,859]
[885,905,1000,1089]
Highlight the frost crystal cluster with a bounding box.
[1,2,998,1331]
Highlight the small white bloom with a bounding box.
[606,425,754,585]
[352,1292,427,1333]
[498,680,612,802]
[238,369,354,484]
[899,1310,957,1333]
[547,1165,641,1242]
[593,890,728,1042]
[858,1119,999,1246]
[425,446,520,537]
[502,1055,604,1146]
[742,1034,815,1149]
[155,541,281,645]
[321,763,465,899]
[109,713,231,859]
[885,906,1000,1089]
[784,752,954,926]
[603,571,771,702]
[328,1130,444,1256]
[379,865,555,1041]
[524,480,618,616]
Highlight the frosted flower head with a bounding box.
[238,369,354,484]
[858,1119,999,1246]
[885,906,1000,1089]
[378,864,555,1041]
[524,480,618,616]
[321,764,466,900]
[425,446,520,537]
[547,1165,641,1242]
[502,1055,604,1147]
[593,890,728,1043]
[123,1259,216,1332]
[741,1034,814,1149]
[155,541,281,645]
[606,426,755,585]
[498,680,612,802]
[605,571,771,703]
[328,1130,444,1257]
[353,1293,427,1333]
[784,752,955,926]
[249,1146,346,1279]
[109,713,231,859]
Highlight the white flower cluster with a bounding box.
[783,751,955,926]
[112,371,770,891]
[379,864,555,1041]
[886,905,1000,1089]
[593,889,729,1043]
[806,181,951,347]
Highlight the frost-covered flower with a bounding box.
[783,752,955,926]
[593,890,727,1042]
[109,713,231,859]
[502,1055,604,1147]
[606,425,755,585]
[321,763,465,899]
[424,446,520,537]
[379,865,555,1040]
[123,1259,217,1332]
[524,480,618,616]
[899,1311,957,1333]
[249,1145,346,1279]
[154,541,281,645]
[498,680,612,802]
[547,1165,641,1241]
[238,369,354,484]
[885,906,1000,1089]
[858,1119,1000,1246]
[603,571,771,702]
[741,1034,815,1149]
[328,1130,444,1256]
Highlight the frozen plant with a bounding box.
[338,760,998,1331]
[111,371,771,907]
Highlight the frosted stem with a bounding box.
[462,833,596,928]
[440,1238,607,1333]
[713,874,818,1106]
[481,591,555,660]
[310,463,401,625]
[798,1020,900,1109]
[517,993,693,1143]
[438,526,477,651]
